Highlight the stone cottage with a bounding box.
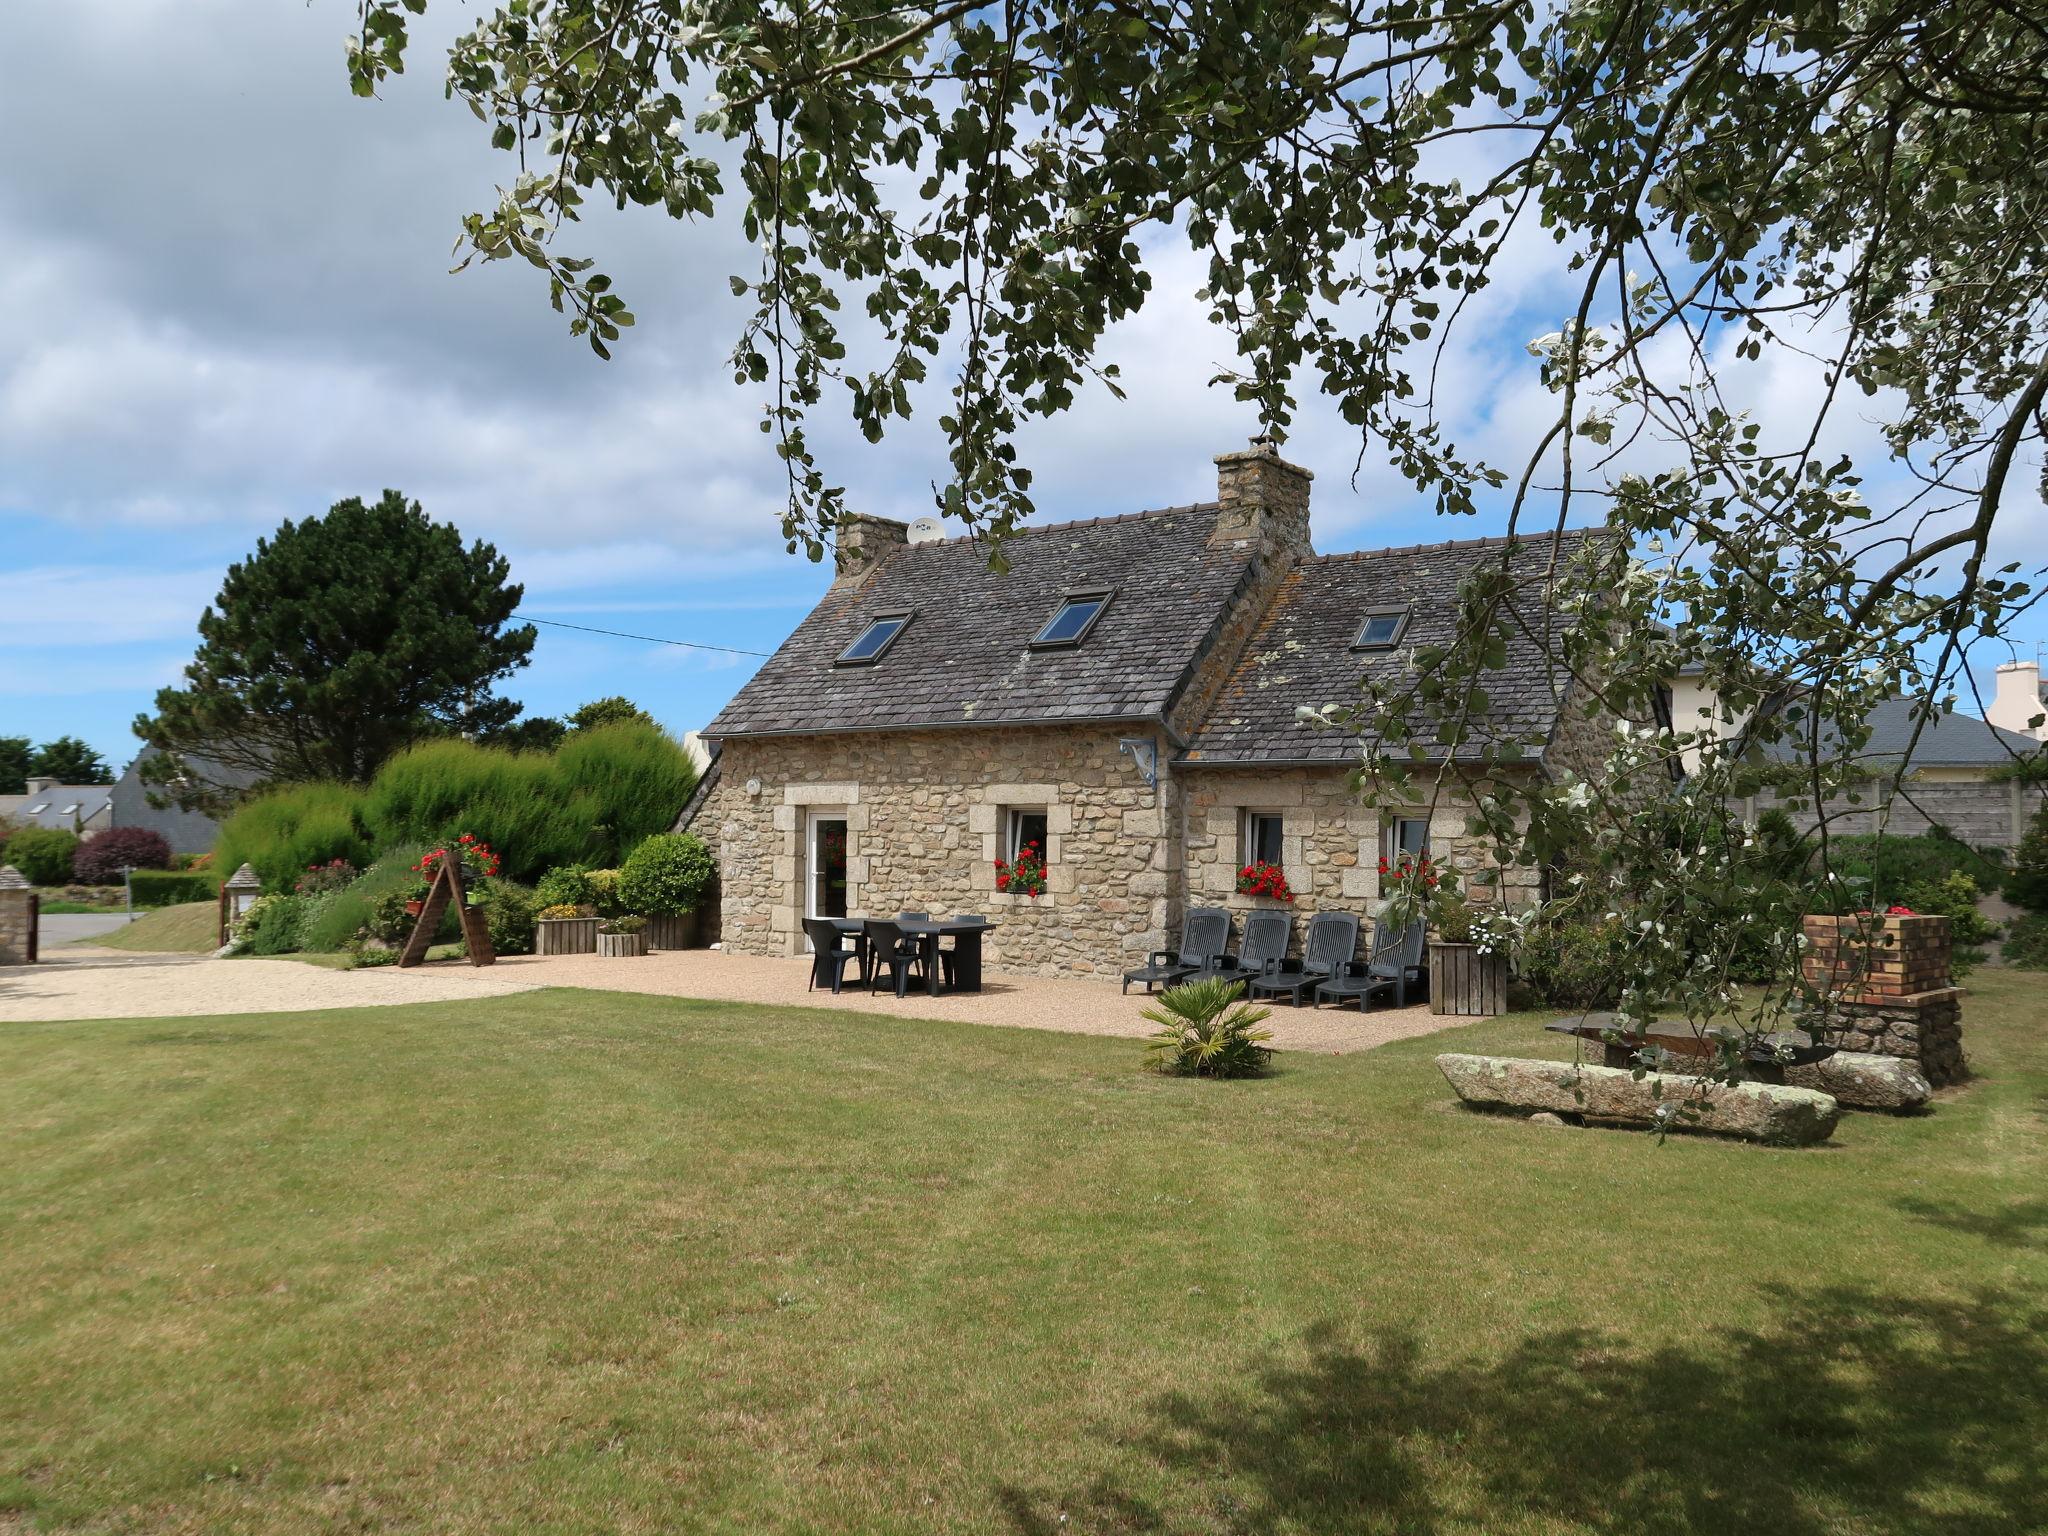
[682,440,1636,977]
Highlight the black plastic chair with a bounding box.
[1121,908,1233,994]
[864,918,928,998]
[1212,910,1292,987]
[803,918,862,995]
[1315,919,1427,1010]
[1250,911,1359,1007]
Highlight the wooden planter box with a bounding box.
[1429,942,1508,1017]
[643,911,701,951]
[536,916,599,956]
[597,930,648,958]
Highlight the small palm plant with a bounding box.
[1142,977,1275,1078]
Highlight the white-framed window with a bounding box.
[1385,817,1431,861]
[1241,810,1285,868]
[1006,808,1049,863]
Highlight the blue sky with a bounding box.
[3,0,2044,773]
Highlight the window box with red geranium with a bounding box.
[994,841,1048,899]
[1236,860,1294,902]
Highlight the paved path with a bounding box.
[1,944,1469,1055]
[40,912,134,946]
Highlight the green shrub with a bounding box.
[585,868,624,917]
[553,722,697,865]
[535,864,598,910]
[617,832,715,915]
[361,739,587,883]
[4,826,80,885]
[2003,912,2048,969]
[214,784,373,893]
[1141,978,1275,1078]
[1817,832,2007,910]
[128,870,220,909]
[347,945,399,969]
[1517,909,1631,1009]
[472,879,539,955]
[236,892,306,956]
[2009,800,2048,912]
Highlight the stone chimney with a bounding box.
[23,777,54,795]
[1210,436,1313,555]
[832,512,910,587]
[1988,660,2047,741]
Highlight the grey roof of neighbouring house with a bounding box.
[1768,694,2042,770]
[0,783,114,830]
[1183,529,1615,765]
[705,505,1261,738]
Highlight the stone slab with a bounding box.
[1436,1054,1840,1146]
[1782,1050,1932,1111]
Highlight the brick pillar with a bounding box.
[0,864,36,967]
[1801,913,1964,1086]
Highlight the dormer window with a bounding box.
[837,611,912,665]
[1352,608,1408,651]
[1031,590,1113,649]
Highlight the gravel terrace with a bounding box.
[3,943,1462,1052]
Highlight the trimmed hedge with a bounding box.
[128,870,221,909]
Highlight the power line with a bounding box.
[514,613,773,658]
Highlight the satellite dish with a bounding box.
[905,516,945,546]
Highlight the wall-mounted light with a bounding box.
[1117,736,1161,792]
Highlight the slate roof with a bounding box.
[1182,530,1613,765]
[1764,694,2042,769]
[705,506,1259,737]
[0,783,114,831]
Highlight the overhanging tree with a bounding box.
[350,0,2047,1082]
[137,490,538,802]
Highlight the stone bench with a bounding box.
[1436,1054,1841,1146]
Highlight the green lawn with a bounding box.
[86,900,218,953]
[2,976,2043,1535]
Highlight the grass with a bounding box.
[87,900,219,954]
[1,975,2043,1535]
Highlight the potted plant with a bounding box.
[597,914,648,958]
[617,833,715,949]
[1379,852,1520,1017]
[535,902,600,956]
[414,835,502,905]
[1235,860,1294,903]
[994,841,1048,898]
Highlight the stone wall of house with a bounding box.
[692,726,1180,976]
[1177,767,1541,960]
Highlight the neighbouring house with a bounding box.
[1986,659,2048,743]
[107,747,254,855]
[683,440,1643,978]
[1746,695,2047,850]
[0,778,113,836]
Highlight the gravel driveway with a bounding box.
[1,944,1466,1055]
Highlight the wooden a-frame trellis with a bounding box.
[397,851,496,968]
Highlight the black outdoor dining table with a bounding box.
[828,916,999,996]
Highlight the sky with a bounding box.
[2,0,2044,774]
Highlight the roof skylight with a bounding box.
[1352,609,1408,651]
[837,611,912,665]
[1031,591,1112,648]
